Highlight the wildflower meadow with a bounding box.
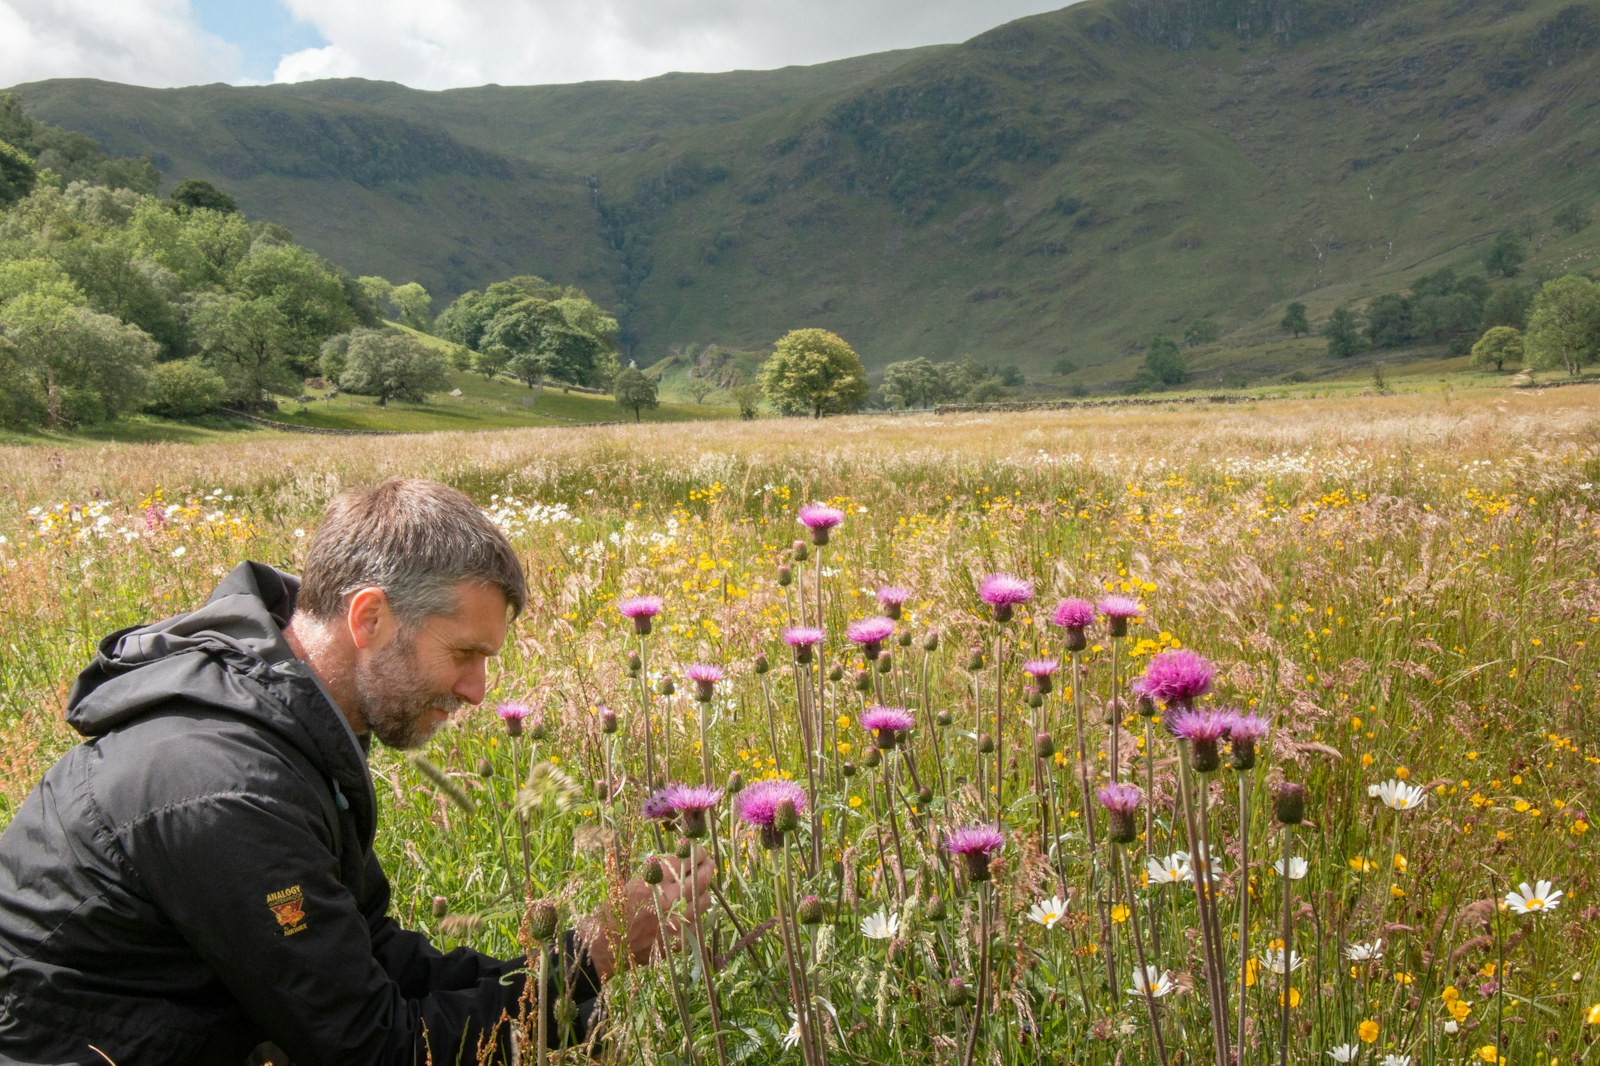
[2,389,1598,1065]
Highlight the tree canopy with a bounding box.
[613,365,659,421]
[327,328,449,406]
[1524,274,1600,376]
[759,328,869,418]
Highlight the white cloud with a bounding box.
[0,0,240,87]
[272,0,1074,88]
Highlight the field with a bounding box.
[2,390,1598,1064]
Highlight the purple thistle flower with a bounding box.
[978,574,1034,623]
[876,585,912,619]
[1097,782,1143,844]
[782,625,825,664]
[1130,676,1158,717]
[861,705,915,750]
[642,787,678,822]
[1227,712,1270,770]
[1023,657,1059,694]
[945,824,1006,882]
[737,779,808,847]
[619,596,664,635]
[1140,648,1215,709]
[685,662,725,702]
[798,503,845,545]
[496,701,533,738]
[1051,598,1096,629]
[663,783,724,837]
[1097,594,1144,637]
[846,616,896,660]
[1168,708,1231,772]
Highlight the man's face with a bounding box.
[353,581,509,750]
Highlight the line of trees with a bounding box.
[435,276,619,392]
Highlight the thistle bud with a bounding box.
[883,600,903,621]
[529,899,558,941]
[1107,615,1130,639]
[431,895,449,919]
[1063,627,1088,653]
[1024,685,1044,709]
[774,799,799,834]
[863,746,882,769]
[528,718,548,741]
[642,856,665,885]
[797,895,824,925]
[827,665,844,683]
[936,709,953,727]
[656,677,676,697]
[853,669,872,693]
[946,977,972,1006]
[841,761,857,778]
[1191,736,1221,774]
[726,770,744,794]
[627,651,642,677]
[977,733,995,755]
[777,564,794,587]
[476,758,494,778]
[966,646,985,671]
[926,894,947,922]
[682,809,709,838]
[1034,732,1055,759]
[916,787,933,806]
[876,651,893,674]
[791,540,809,562]
[754,651,770,675]
[693,680,715,703]
[897,629,913,648]
[600,708,619,734]
[922,629,940,652]
[675,838,693,859]
[503,715,524,739]
[1275,781,1307,826]
[1136,689,1158,718]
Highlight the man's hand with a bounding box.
[583,848,713,981]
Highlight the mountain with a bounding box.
[11,0,1600,373]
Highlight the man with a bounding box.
[0,478,708,1065]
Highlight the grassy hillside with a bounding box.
[11,0,1600,378]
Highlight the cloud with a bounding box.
[0,0,240,87]
[272,0,1073,88]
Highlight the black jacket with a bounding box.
[0,563,595,1066]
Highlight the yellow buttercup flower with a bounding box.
[1358,1020,1379,1043]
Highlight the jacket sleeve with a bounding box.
[360,853,604,1047]
[122,788,523,1066]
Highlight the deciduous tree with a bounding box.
[332,328,449,406]
[1524,274,1600,376]
[1469,326,1523,372]
[1280,302,1310,338]
[759,328,869,418]
[613,366,659,422]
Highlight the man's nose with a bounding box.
[455,658,488,705]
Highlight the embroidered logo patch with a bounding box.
[266,885,308,936]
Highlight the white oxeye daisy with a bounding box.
[1444,1020,1460,1034]
[1127,966,1176,998]
[860,907,900,940]
[1504,879,1563,916]
[1274,856,1309,879]
[1028,895,1068,929]
[1146,853,1192,885]
[1380,1055,1411,1066]
[1344,939,1385,961]
[1261,947,1306,975]
[1374,779,1425,811]
[782,1015,801,1051]
[1327,1044,1360,1063]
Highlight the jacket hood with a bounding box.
[66,562,370,810]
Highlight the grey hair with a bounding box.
[297,478,526,625]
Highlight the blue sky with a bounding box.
[189,0,326,84]
[1,0,1080,91]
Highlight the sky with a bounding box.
[1,0,1077,90]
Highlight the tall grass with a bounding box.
[2,390,1598,1063]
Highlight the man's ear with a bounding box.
[346,587,395,651]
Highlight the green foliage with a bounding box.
[1322,306,1366,359]
[189,292,297,407]
[730,381,762,420]
[0,93,158,194]
[0,139,37,207]
[144,359,227,417]
[0,293,156,426]
[759,328,869,418]
[880,357,943,409]
[1183,319,1220,347]
[1553,202,1592,235]
[1524,274,1600,376]
[169,179,238,215]
[388,281,432,331]
[1364,293,1414,349]
[1484,230,1527,278]
[612,365,660,421]
[230,242,357,371]
[1144,335,1186,385]
[1280,302,1310,338]
[1469,326,1524,372]
[1481,283,1533,332]
[1051,357,1080,376]
[966,376,1005,403]
[333,328,450,406]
